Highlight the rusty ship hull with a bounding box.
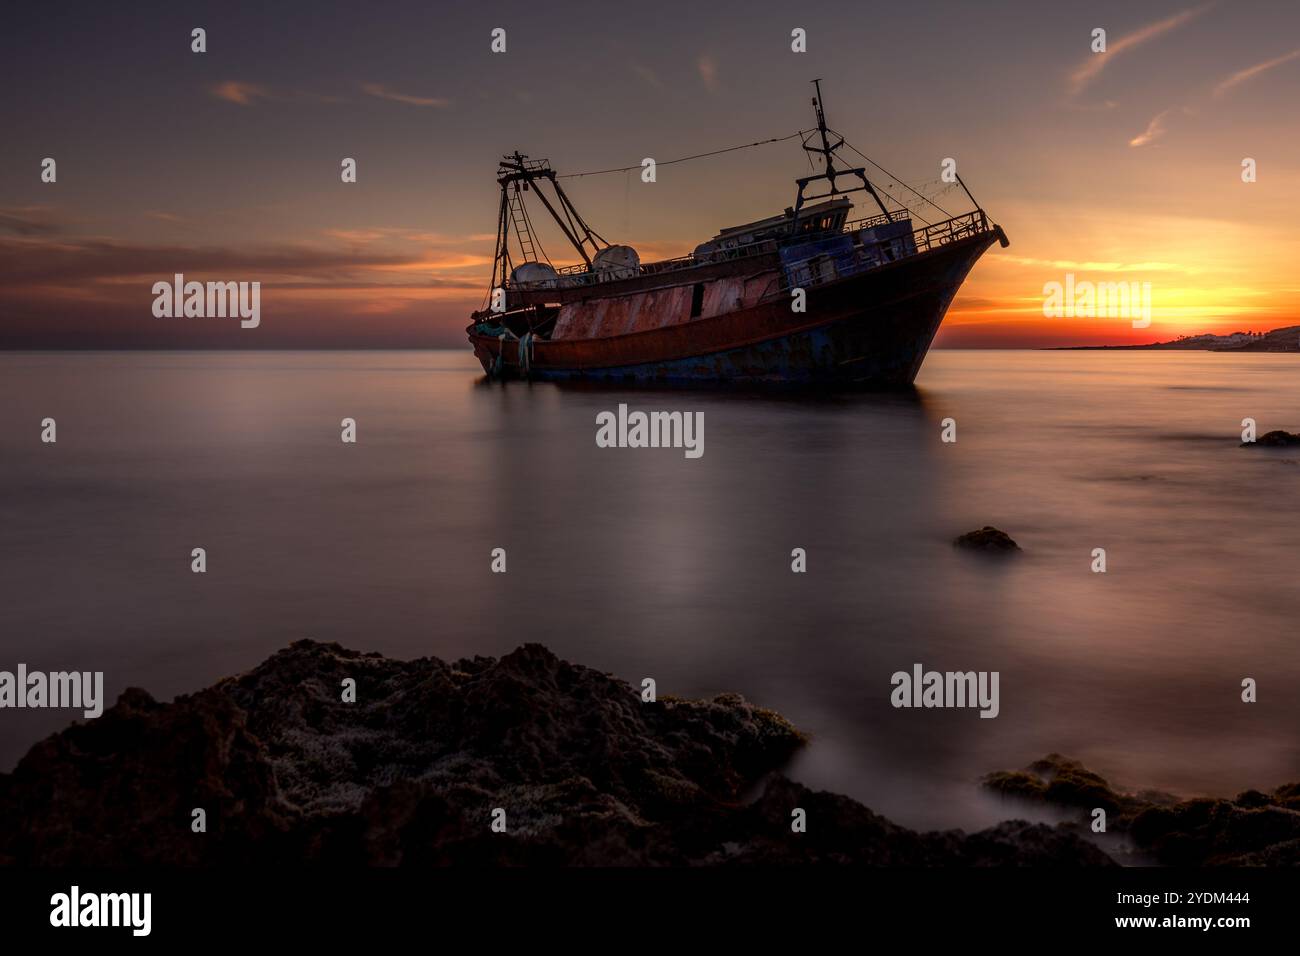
[469,228,1001,387]
[468,83,1007,388]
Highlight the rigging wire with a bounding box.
[829,128,956,220]
[557,129,813,178]
[552,124,957,228]
[874,185,933,226]
[485,123,963,289]
[867,180,960,227]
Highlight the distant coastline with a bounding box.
[1052,324,1300,351]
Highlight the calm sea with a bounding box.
[1,349,1297,831]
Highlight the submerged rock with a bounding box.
[1250,430,1300,447]
[953,526,1021,552]
[0,641,1108,866]
[983,753,1300,865]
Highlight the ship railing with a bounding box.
[756,209,993,302]
[911,209,989,253]
[511,209,991,294]
[526,238,778,290]
[842,210,900,233]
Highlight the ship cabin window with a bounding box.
[798,212,844,235]
[690,282,706,318]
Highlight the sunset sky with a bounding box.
[1,0,1297,348]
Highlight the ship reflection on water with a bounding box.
[1,348,1298,833]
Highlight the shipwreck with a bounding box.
[467,81,1008,387]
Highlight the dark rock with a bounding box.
[953,526,1021,552]
[983,753,1300,866]
[1234,789,1272,809]
[702,775,1114,866]
[1249,430,1300,447]
[1274,782,1300,811]
[0,641,1109,866]
[982,769,1047,801]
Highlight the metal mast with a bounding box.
[492,152,608,288]
[791,79,892,233]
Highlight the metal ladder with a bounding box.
[509,186,536,263]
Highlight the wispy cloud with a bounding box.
[630,63,664,90]
[697,55,719,93]
[1067,5,1211,96]
[362,83,449,108]
[209,81,271,106]
[0,235,491,290]
[1213,46,1300,98]
[0,206,65,236]
[1129,109,1171,147]
[1000,254,1192,273]
[322,227,494,245]
[1064,99,1119,113]
[324,228,391,243]
[0,233,487,346]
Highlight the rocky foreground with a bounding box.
[0,640,1117,866]
[984,754,1300,865]
[3,642,1293,866]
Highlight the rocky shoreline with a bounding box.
[0,641,1292,866]
[984,754,1300,865]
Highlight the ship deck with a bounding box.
[482,209,999,316]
